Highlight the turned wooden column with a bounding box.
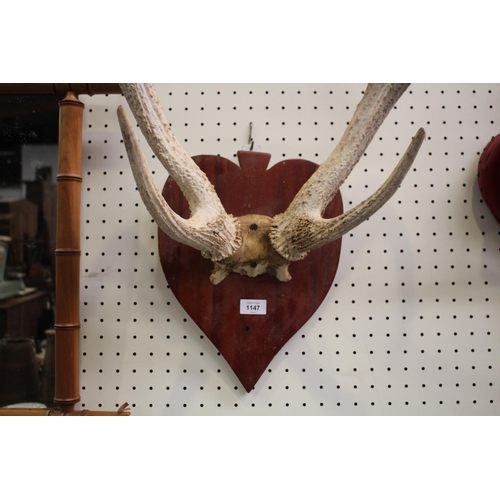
[54,91,84,412]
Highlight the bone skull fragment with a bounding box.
[117,83,425,285]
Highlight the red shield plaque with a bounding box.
[159,151,343,391]
[478,133,500,224]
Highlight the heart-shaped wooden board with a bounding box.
[159,151,343,391]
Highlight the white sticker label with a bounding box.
[240,299,267,315]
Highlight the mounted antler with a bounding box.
[117,84,241,262]
[118,83,425,285]
[270,84,426,261]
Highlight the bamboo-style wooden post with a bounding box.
[54,91,84,413]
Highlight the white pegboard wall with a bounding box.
[77,84,500,415]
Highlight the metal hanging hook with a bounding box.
[249,122,254,151]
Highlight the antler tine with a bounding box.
[270,84,423,261]
[117,84,241,261]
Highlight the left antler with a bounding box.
[270,84,425,261]
[117,84,241,262]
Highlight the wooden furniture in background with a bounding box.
[0,290,48,340]
[25,180,58,257]
[0,198,38,266]
[0,83,128,416]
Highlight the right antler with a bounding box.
[270,84,426,261]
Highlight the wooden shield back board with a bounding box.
[159,151,343,391]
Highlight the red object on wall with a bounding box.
[478,133,500,224]
[159,151,343,391]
